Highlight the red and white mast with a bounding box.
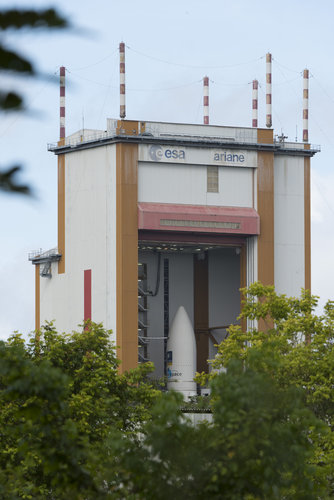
[266,53,272,128]
[252,79,258,127]
[203,76,209,125]
[60,66,65,140]
[303,69,309,142]
[119,42,126,119]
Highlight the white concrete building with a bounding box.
[31,119,317,376]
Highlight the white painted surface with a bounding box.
[185,412,213,424]
[139,144,257,168]
[106,147,117,339]
[247,236,258,332]
[138,162,253,207]
[247,236,258,287]
[274,156,305,296]
[40,145,117,342]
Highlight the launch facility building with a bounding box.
[30,117,317,378]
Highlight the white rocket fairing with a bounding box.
[167,306,197,399]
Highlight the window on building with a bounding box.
[207,166,218,192]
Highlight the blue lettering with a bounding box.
[214,152,246,163]
[164,149,185,159]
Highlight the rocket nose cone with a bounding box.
[167,305,197,398]
[169,306,192,334]
[168,306,196,357]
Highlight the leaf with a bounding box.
[0,46,34,73]
[0,91,23,110]
[0,9,68,30]
[0,166,30,195]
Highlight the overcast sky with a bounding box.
[1,0,334,339]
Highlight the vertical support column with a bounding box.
[252,80,258,128]
[58,154,65,274]
[240,245,247,331]
[203,76,209,125]
[60,66,65,141]
[257,129,274,330]
[35,264,40,331]
[303,69,309,143]
[257,130,274,286]
[266,53,272,128]
[304,154,311,290]
[116,142,138,372]
[58,66,66,274]
[194,253,209,373]
[163,258,169,376]
[119,42,126,119]
[84,269,92,323]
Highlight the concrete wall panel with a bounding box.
[274,156,305,296]
[138,162,253,208]
[40,145,117,341]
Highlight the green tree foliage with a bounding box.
[209,283,334,423]
[1,299,333,498]
[0,7,67,194]
[0,341,96,498]
[103,361,325,499]
[0,323,159,498]
[198,282,334,497]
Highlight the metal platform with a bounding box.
[28,248,62,278]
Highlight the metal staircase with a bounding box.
[138,263,149,362]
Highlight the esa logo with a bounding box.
[149,145,185,162]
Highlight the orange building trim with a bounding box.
[257,130,274,330]
[304,156,311,290]
[35,264,40,331]
[116,119,146,136]
[58,154,65,274]
[116,141,139,372]
[257,129,274,286]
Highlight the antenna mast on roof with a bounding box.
[252,80,258,127]
[303,69,309,142]
[203,76,209,124]
[119,42,126,119]
[59,66,65,141]
[266,53,272,128]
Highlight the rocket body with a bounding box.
[167,306,197,399]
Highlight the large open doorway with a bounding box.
[138,239,244,378]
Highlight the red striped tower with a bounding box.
[303,69,309,142]
[120,42,126,119]
[266,53,272,128]
[203,76,209,124]
[60,66,65,140]
[252,79,258,127]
